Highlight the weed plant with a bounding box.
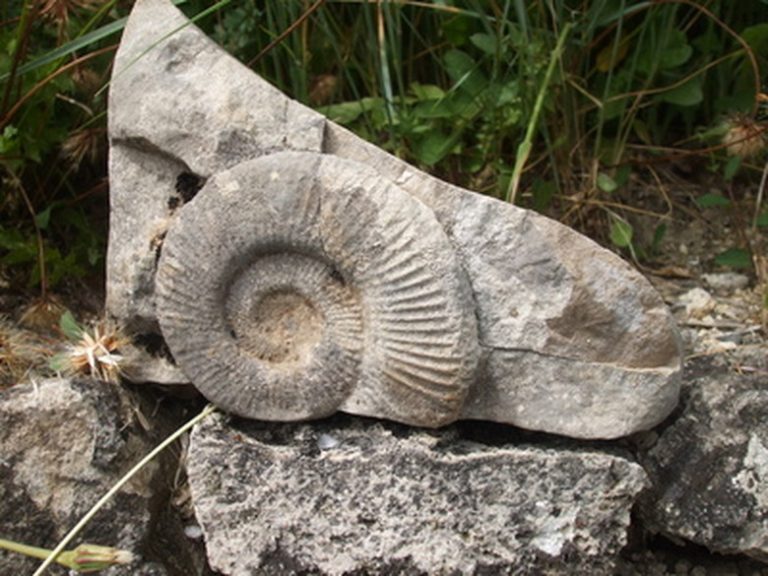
[195,0,768,258]
[1,0,767,293]
[0,0,123,295]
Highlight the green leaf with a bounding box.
[413,131,455,166]
[696,193,730,208]
[723,155,741,181]
[413,98,454,119]
[651,223,667,254]
[470,33,497,55]
[0,125,19,154]
[637,29,691,74]
[35,206,52,230]
[531,178,556,213]
[317,97,381,124]
[0,18,127,83]
[757,211,768,228]
[443,49,487,97]
[609,218,633,248]
[410,83,444,101]
[660,31,693,70]
[714,248,752,269]
[597,172,618,193]
[49,352,70,373]
[660,78,703,107]
[0,226,27,250]
[59,310,84,341]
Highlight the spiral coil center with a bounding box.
[239,290,323,367]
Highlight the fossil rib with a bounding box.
[155,152,479,427]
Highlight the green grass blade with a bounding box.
[506,22,572,204]
[0,19,127,83]
[0,1,195,84]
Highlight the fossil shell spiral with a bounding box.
[156,152,479,427]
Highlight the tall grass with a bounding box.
[192,0,767,255]
[2,0,767,293]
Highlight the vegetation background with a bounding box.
[0,0,766,303]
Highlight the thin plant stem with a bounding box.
[32,404,217,576]
[247,0,326,67]
[506,22,572,204]
[0,2,34,116]
[0,45,117,130]
[11,178,47,299]
[0,538,56,562]
[754,159,768,232]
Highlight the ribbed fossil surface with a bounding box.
[156,152,479,426]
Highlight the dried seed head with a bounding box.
[722,114,766,157]
[37,0,101,30]
[0,317,50,388]
[52,320,129,384]
[62,127,104,169]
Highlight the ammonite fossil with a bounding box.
[107,0,683,439]
[156,153,479,427]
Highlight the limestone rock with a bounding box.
[187,413,648,576]
[107,0,682,439]
[0,378,160,574]
[639,359,768,563]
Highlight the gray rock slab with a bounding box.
[638,359,768,563]
[108,0,682,439]
[0,378,166,574]
[187,413,648,575]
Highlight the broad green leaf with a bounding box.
[35,206,52,230]
[443,49,487,96]
[470,33,497,55]
[614,165,632,188]
[659,78,703,107]
[757,211,768,228]
[1,247,36,265]
[317,97,381,124]
[714,248,752,269]
[410,83,444,101]
[59,310,84,341]
[595,36,630,72]
[741,23,768,52]
[609,218,633,248]
[49,353,69,373]
[0,227,27,250]
[696,193,730,208]
[723,155,742,181]
[651,223,667,254]
[441,13,474,46]
[532,179,556,213]
[660,31,692,70]
[637,30,691,74]
[413,131,455,166]
[597,172,618,193]
[0,125,18,154]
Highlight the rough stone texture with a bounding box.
[108,0,682,439]
[639,358,768,563]
[187,413,647,576]
[0,378,181,575]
